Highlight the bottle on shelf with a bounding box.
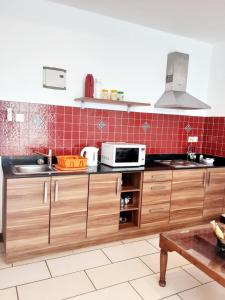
[94,78,103,99]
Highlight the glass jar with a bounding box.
[117,91,124,101]
[110,90,118,101]
[101,89,109,100]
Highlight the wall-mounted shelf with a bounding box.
[74,97,151,112]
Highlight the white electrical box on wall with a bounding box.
[43,66,66,90]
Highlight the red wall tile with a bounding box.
[0,99,223,157]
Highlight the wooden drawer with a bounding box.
[141,203,170,227]
[142,181,172,206]
[173,169,205,182]
[144,171,172,182]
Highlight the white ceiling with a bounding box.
[50,0,225,44]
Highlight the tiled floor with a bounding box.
[0,235,224,300]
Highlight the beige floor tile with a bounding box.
[69,282,142,300]
[182,264,212,284]
[162,296,181,300]
[73,241,122,254]
[47,249,110,277]
[0,254,12,270]
[17,271,94,300]
[147,237,160,251]
[0,261,50,289]
[140,252,189,273]
[179,281,225,300]
[0,287,18,300]
[13,249,74,266]
[102,240,158,262]
[122,234,159,244]
[86,258,152,289]
[130,268,199,300]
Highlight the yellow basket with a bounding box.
[56,155,87,169]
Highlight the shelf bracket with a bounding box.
[127,105,131,113]
[80,101,85,109]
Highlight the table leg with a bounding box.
[159,249,168,287]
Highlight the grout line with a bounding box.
[15,286,19,300]
[137,257,155,274]
[99,249,113,264]
[128,281,144,300]
[45,260,53,278]
[84,269,97,290]
[181,266,214,285]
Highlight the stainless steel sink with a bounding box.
[11,165,53,175]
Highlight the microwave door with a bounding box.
[115,148,139,164]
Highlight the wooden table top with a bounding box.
[160,224,225,287]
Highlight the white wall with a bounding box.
[207,42,225,116]
[0,0,212,116]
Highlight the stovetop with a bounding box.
[154,159,207,168]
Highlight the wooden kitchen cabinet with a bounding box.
[170,169,206,224]
[141,170,172,227]
[87,173,121,238]
[50,175,88,245]
[203,168,225,220]
[5,177,51,257]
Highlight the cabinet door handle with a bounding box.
[152,175,166,179]
[149,208,165,213]
[208,172,211,186]
[43,182,48,204]
[116,178,121,195]
[54,181,59,202]
[151,186,167,190]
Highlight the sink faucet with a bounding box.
[34,149,52,169]
[187,145,196,161]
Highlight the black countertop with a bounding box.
[2,154,225,179]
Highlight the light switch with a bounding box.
[43,66,66,90]
[16,113,24,122]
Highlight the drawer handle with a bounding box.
[43,182,48,204]
[152,175,167,179]
[150,186,167,190]
[54,181,59,202]
[149,208,166,213]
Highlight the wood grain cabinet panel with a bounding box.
[170,169,205,223]
[5,177,51,255]
[87,173,121,238]
[50,175,88,245]
[141,171,172,227]
[203,168,225,219]
[144,171,172,183]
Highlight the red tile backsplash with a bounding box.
[0,99,223,157]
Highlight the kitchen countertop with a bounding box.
[2,154,225,179]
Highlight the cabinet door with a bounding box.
[6,177,50,255]
[87,173,121,238]
[170,169,205,223]
[50,175,88,245]
[203,168,225,219]
[141,171,172,227]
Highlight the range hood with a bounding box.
[154,52,211,110]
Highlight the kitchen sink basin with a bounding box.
[11,165,53,175]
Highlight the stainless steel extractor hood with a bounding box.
[154,52,211,110]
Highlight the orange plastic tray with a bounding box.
[54,164,87,171]
[56,155,87,169]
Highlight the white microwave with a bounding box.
[101,142,146,167]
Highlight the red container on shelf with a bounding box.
[84,74,94,98]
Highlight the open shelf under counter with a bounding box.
[74,97,151,112]
[120,204,139,212]
[121,186,141,192]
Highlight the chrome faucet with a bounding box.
[187,145,196,161]
[34,149,52,169]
